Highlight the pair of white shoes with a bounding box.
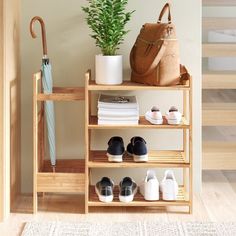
[145,106,182,125]
[139,170,178,201]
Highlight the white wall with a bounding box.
[21,0,201,192]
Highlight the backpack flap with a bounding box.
[130,23,168,76]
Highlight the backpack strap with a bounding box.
[130,40,167,77]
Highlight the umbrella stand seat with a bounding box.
[33,71,86,213]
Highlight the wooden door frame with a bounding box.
[0,0,7,222]
[0,0,21,221]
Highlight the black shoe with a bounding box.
[126,136,148,162]
[119,177,137,202]
[95,177,114,203]
[106,136,125,162]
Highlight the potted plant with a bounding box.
[82,0,134,85]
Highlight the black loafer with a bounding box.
[106,136,125,162]
[126,136,148,162]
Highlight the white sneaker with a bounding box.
[165,106,182,125]
[160,170,178,201]
[139,170,159,201]
[145,106,163,125]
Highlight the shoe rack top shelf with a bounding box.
[89,186,189,207]
[89,150,189,168]
[89,116,189,129]
[86,71,190,91]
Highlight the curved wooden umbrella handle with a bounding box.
[30,16,48,56]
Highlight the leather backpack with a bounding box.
[130,3,181,86]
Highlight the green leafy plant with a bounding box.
[82,0,134,56]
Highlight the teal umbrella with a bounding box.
[30,16,56,168]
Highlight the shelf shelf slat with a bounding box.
[203,71,236,89]
[203,17,236,30]
[88,150,189,168]
[203,43,236,57]
[88,80,190,91]
[202,103,236,126]
[203,141,236,170]
[203,0,236,6]
[89,186,189,207]
[88,116,189,129]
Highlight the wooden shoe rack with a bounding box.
[33,69,192,214]
[84,70,193,213]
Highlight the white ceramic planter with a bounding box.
[95,55,123,85]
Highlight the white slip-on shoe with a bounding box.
[145,106,163,125]
[160,170,178,201]
[139,170,159,201]
[165,106,182,125]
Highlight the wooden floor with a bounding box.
[1,171,236,235]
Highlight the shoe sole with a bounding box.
[107,153,123,162]
[145,114,163,125]
[95,186,113,203]
[167,119,182,125]
[162,191,177,201]
[119,187,138,203]
[133,154,148,162]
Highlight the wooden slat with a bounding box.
[88,80,190,91]
[42,159,85,173]
[89,116,189,129]
[89,186,189,207]
[203,142,236,170]
[203,103,236,126]
[203,71,236,89]
[53,87,84,94]
[203,0,236,6]
[37,93,84,101]
[37,173,85,193]
[203,17,236,30]
[203,43,236,57]
[88,150,189,168]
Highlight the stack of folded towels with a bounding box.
[98,94,139,125]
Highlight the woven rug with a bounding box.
[21,221,236,236]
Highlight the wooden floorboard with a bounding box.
[202,171,236,221]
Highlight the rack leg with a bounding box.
[189,204,193,214]
[33,192,37,214]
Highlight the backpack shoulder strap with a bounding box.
[130,40,167,77]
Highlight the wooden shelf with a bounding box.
[203,141,236,170]
[88,150,189,168]
[203,43,236,57]
[203,0,236,6]
[37,87,85,101]
[41,159,85,173]
[203,17,236,30]
[89,186,189,207]
[203,71,236,89]
[88,116,189,129]
[88,80,190,91]
[202,103,236,126]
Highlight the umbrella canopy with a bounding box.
[30,17,56,167]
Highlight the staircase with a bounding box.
[202,0,236,169]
